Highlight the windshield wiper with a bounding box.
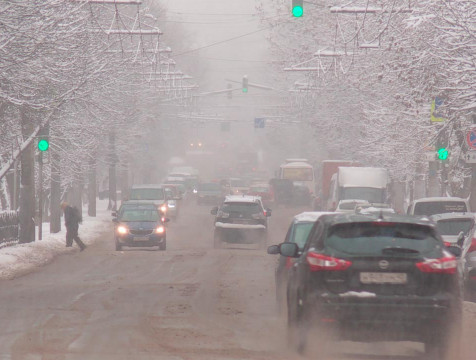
[382,247,420,255]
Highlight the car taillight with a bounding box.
[468,238,476,253]
[415,256,457,274]
[306,252,352,271]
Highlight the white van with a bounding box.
[407,197,470,216]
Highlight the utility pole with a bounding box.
[18,106,35,243]
[50,147,61,233]
[38,152,43,240]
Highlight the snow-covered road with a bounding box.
[1,202,476,359]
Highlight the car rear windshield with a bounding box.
[325,222,439,257]
[199,183,221,191]
[130,188,164,201]
[250,186,269,193]
[414,201,467,216]
[120,209,160,222]
[222,202,260,214]
[436,219,474,236]
[292,222,314,249]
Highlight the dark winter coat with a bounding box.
[64,205,82,228]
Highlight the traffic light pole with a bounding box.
[38,152,43,241]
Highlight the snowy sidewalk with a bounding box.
[0,200,112,280]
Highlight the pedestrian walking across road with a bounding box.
[61,202,86,251]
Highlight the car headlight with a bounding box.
[160,204,167,213]
[193,189,198,194]
[156,226,165,234]
[117,225,128,235]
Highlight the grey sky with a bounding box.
[159,0,270,91]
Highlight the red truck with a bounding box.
[314,160,361,210]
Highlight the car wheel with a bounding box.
[115,241,122,251]
[213,231,222,249]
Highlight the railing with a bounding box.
[0,211,19,248]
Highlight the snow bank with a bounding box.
[0,200,111,280]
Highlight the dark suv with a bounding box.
[211,195,271,248]
[269,213,462,359]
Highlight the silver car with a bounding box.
[431,212,476,296]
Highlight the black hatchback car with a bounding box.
[113,203,167,251]
[269,213,462,359]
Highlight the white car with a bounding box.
[335,199,369,213]
[407,196,470,216]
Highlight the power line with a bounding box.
[174,27,270,57]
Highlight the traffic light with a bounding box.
[37,125,49,152]
[242,75,248,93]
[437,147,448,160]
[292,0,303,17]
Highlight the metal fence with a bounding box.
[0,211,19,248]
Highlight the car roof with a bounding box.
[166,176,186,181]
[224,195,261,203]
[430,212,476,221]
[293,212,336,223]
[320,213,434,227]
[249,183,269,188]
[131,184,163,189]
[120,201,159,209]
[413,197,468,203]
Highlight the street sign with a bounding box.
[254,117,265,128]
[467,129,476,150]
[431,97,445,122]
[464,152,476,164]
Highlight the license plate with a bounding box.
[360,272,407,284]
[134,236,149,242]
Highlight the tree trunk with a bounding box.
[50,147,61,233]
[427,161,440,197]
[88,156,96,217]
[19,107,36,243]
[469,165,476,212]
[108,131,117,211]
[120,161,129,205]
[72,163,83,217]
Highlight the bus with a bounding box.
[278,159,316,197]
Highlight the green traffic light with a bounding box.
[38,139,49,152]
[242,88,248,93]
[292,6,303,17]
[437,148,448,160]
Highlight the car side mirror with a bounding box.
[457,231,465,246]
[211,207,218,215]
[267,245,279,255]
[265,208,272,217]
[279,242,299,257]
[111,211,117,217]
[447,245,462,258]
[162,217,170,223]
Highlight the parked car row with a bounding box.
[267,196,476,359]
